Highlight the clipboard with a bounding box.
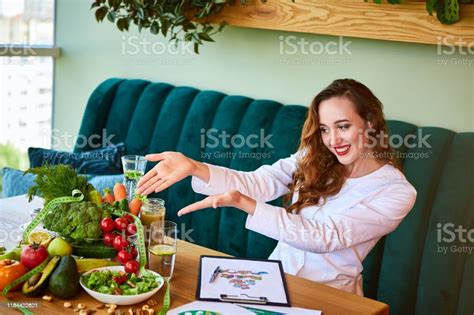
[196,255,291,307]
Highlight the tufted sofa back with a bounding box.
[75,78,474,315]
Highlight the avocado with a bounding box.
[22,256,61,297]
[48,255,80,299]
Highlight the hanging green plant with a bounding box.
[91,0,230,53]
[92,0,471,54]
[372,0,471,25]
[428,0,460,24]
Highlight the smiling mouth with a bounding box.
[334,145,351,156]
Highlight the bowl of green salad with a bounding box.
[80,266,164,305]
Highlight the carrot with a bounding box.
[129,195,146,216]
[129,197,143,216]
[113,183,127,202]
[102,188,115,204]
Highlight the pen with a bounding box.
[209,266,221,283]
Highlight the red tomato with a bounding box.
[113,235,129,251]
[129,246,138,258]
[100,218,115,232]
[113,274,127,285]
[20,244,49,269]
[124,260,140,274]
[122,214,134,224]
[114,218,128,231]
[126,223,137,235]
[103,232,115,246]
[116,250,133,265]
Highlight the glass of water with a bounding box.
[148,220,177,280]
[121,155,147,200]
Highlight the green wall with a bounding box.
[54,0,473,149]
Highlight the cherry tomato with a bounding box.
[100,217,115,232]
[20,244,49,269]
[113,235,129,251]
[0,259,27,291]
[116,250,133,265]
[126,223,137,235]
[112,274,127,285]
[114,217,128,231]
[129,246,138,258]
[122,214,134,223]
[103,232,115,247]
[124,260,140,274]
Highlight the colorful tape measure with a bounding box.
[158,278,171,315]
[112,210,171,313]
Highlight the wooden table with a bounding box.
[0,195,389,314]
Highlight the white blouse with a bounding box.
[191,152,417,295]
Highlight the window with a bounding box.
[0,0,58,193]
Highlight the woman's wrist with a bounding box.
[235,192,257,215]
[190,160,210,183]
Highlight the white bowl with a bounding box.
[80,266,164,306]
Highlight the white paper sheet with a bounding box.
[168,301,254,314]
[168,301,322,315]
[237,303,322,314]
[199,256,288,305]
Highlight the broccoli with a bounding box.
[43,201,111,243]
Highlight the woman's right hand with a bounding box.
[136,151,209,195]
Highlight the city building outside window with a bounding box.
[0,0,57,193]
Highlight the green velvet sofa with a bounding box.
[75,78,474,315]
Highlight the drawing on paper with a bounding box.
[218,269,269,290]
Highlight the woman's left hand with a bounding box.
[178,190,256,217]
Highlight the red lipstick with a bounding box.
[334,145,351,156]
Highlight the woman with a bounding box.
[136,79,417,295]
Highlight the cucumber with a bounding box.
[113,201,120,209]
[119,199,129,212]
[75,258,120,274]
[72,242,117,259]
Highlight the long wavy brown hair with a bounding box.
[287,79,400,214]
